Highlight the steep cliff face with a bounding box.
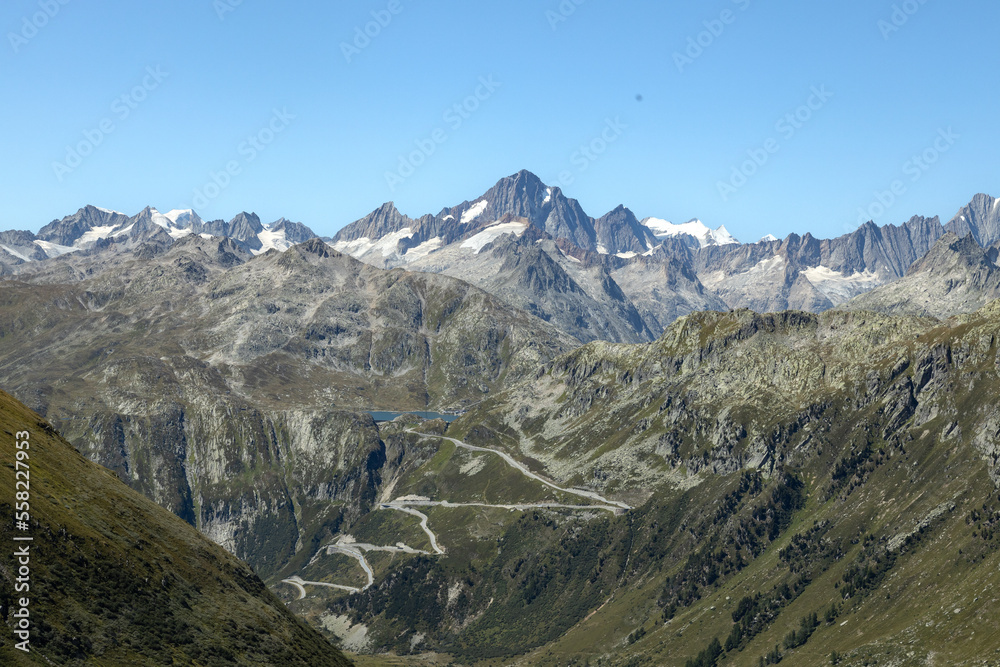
[0,389,352,666]
[945,193,1000,246]
[593,205,657,254]
[694,216,947,313]
[843,232,1000,317]
[73,392,387,576]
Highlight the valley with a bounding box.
[3,174,1000,665]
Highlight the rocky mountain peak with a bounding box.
[296,237,335,258]
[945,193,1000,247]
[36,205,130,245]
[594,205,656,254]
[334,201,412,243]
[906,232,994,277]
[269,217,317,244]
[165,208,204,229]
[227,211,264,236]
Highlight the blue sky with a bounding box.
[2,0,997,242]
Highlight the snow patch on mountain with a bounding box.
[333,227,416,258]
[802,266,881,304]
[167,227,195,240]
[255,227,292,254]
[461,200,488,224]
[643,217,740,247]
[76,225,118,246]
[701,255,786,289]
[0,244,33,262]
[642,244,662,256]
[375,228,415,256]
[760,234,779,242]
[557,247,581,263]
[332,237,375,256]
[33,240,80,258]
[165,209,201,227]
[149,209,174,229]
[460,222,527,253]
[406,236,443,260]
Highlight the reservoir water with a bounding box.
[368,411,461,423]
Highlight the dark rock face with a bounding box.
[198,212,266,250]
[843,232,1000,317]
[334,201,414,242]
[0,229,47,263]
[476,170,597,250]
[690,215,947,313]
[0,229,39,247]
[594,205,656,254]
[825,216,945,277]
[271,217,317,243]
[0,389,353,667]
[944,193,1000,247]
[470,234,654,342]
[36,205,131,245]
[906,231,996,277]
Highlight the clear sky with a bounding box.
[2,0,998,242]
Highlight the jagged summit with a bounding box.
[944,193,1000,246]
[1,206,318,263]
[332,169,721,263]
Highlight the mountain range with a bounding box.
[5,171,999,346]
[0,205,316,266]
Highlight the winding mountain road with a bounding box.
[407,430,632,510]
[380,505,445,554]
[281,575,361,599]
[384,499,622,514]
[282,427,630,598]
